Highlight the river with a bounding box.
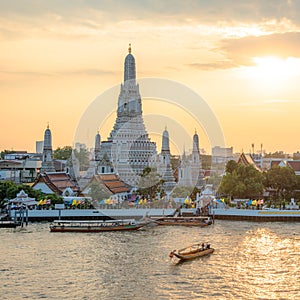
[0,221,299,299]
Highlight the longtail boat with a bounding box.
[169,243,214,261]
[150,216,212,227]
[50,219,144,232]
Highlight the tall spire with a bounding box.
[94,131,101,161]
[193,130,199,153]
[162,127,170,153]
[41,125,56,173]
[124,43,136,83]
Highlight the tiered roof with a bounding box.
[91,174,129,195]
[33,172,80,195]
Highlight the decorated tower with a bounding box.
[94,131,101,161]
[40,125,56,173]
[158,127,176,193]
[99,45,157,186]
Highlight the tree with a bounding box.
[171,186,194,198]
[0,150,14,159]
[218,163,264,199]
[53,146,72,160]
[137,167,164,200]
[86,182,110,201]
[225,160,238,174]
[264,166,298,204]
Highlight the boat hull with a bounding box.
[172,248,214,260]
[50,225,143,232]
[151,216,212,227]
[49,219,144,232]
[0,221,19,228]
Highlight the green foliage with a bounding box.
[264,166,298,201]
[218,163,264,199]
[137,167,164,200]
[171,186,194,198]
[0,181,63,208]
[225,160,238,174]
[53,146,72,160]
[86,182,110,201]
[0,150,14,159]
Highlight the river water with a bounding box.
[0,221,299,300]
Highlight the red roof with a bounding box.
[33,172,80,195]
[238,153,261,171]
[91,174,129,194]
[287,161,300,172]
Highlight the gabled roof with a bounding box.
[237,153,261,171]
[270,160,300,173]
[287,161,300,172]
[88,174,130,195]
[270,160,282,168]
[33,172,80,195]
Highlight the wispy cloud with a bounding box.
[237,99,298,107]
[218,32,300,66]
[0,68,115,79]
[188,60,238,70]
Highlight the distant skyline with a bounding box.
[1,1,300,154]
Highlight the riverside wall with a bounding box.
[210,208,300,222]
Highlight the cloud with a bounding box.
[0,68,114,79]
[0,0,299,25]
[188,60,238,70]
[190,31,300,70]
[218,32,300,66]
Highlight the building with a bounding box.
[237,152,261,171]
[40,125,56,173]
[157,127,176,193]
[98,45,157,187]
[0,152,42,183]
[33,172,80,195]
[212,146,234,164]
[270,160,300,176]
[82,174,130,203]
[177,131,203,188]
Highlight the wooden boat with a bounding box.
[0,220,20,228]
[150,216,212,227]
[169,243,214,261]
[50,219,144,232]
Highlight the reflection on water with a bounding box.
[0,221,299,299]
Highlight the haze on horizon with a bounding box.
[0,0,300,155]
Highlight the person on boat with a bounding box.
[169,250,176,258]
[201,243,205,250]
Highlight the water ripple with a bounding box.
[0,221,299,299]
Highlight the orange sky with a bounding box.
[1,1,300,155]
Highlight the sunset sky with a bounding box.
[1,0,300,155]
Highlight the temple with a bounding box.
[40,125,56,173]
[157,127,176,193]
[98,45,157,186]
[177,130,203,188]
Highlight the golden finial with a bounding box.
[47,122,49,129]
[128,43,131,54]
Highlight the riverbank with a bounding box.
[7,207,300,223]
[211,208,300,222]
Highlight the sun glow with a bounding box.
[245,56,300,88]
